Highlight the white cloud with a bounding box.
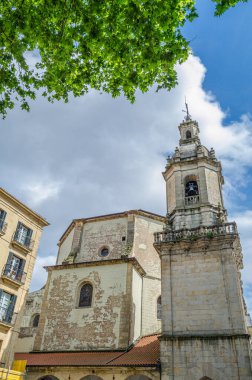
[21,180,62,207]
[2,54,252,314]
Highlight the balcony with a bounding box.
[0,220,7,236]
[185,195,200,206]
[11,234,34,254]
[2,265,26,288]
[154,222,238,244]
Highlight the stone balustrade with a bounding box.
[154,222,237,244]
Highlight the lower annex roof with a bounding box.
[15,334,160,367]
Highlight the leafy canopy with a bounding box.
[0,0,247,117]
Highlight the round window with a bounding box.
[100,248,109,257]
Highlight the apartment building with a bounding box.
[0,188,48,366]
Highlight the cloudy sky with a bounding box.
[1,1,252,314]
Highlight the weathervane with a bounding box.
[182,98,191,121]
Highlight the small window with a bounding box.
[157,296,162,320]
[186,130,192,139]
[32,314,40,327]
[122,236,126,242]
[100,247,109,257]
[79,283,93,307]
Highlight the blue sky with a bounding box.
[1,1,252,316]
[185,1,252,122]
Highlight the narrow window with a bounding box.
[79,283,93,307]
[32,314,40,327]
[186,130,192,139]
[157,296,162,320]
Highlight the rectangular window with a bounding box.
[0,290,16,324]
[0,210,6,231]
[4,252,25,282]
[14,222,33,248]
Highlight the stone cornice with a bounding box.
[44,257,146,276]
[160,332,250,341]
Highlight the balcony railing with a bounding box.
[2,264,26,285]
[11,233,34,252]
[185,195,200,206]
[154,222,238,244]
[0,220,7,235]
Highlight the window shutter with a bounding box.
[0,210,6,221]
[25,228,33,246]
[0,289,3,301]
[0,210,6,229]
[17,259,25,281]
[5,252,13,275]
[5,295,17,324]
[14,222,22,240]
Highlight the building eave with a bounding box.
[0,188,49,227]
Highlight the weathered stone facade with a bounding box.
[16,211,164,354]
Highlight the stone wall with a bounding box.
[160,236,247,335]
[160,337,252,380]
[33,261,140,351]
[15,288,44,353]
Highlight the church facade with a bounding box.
[15,116,252,380]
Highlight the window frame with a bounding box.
[0,289,17,324]
[99,246,110,258]
[77,282,94,308]
[4,252,25,283]
[14,222,33,248]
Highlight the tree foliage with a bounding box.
[0,0,247,117]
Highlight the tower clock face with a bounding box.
[185,181,199,196]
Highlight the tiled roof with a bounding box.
[14,334,160,367]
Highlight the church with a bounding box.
[15,114,252,380]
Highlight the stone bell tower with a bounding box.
[154,108,252,380]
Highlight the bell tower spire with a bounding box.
[164,112,225,230]
[154,111,252,380]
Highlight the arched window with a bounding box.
[79,283,93,307]
[186,130,192,139]
[99,247,109,257]
[199,377,212,380]
[157,296,162,320]
[38,376,59,380]
[185,180,199,197]
[80,376,103,380]
[32,314,40,327]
